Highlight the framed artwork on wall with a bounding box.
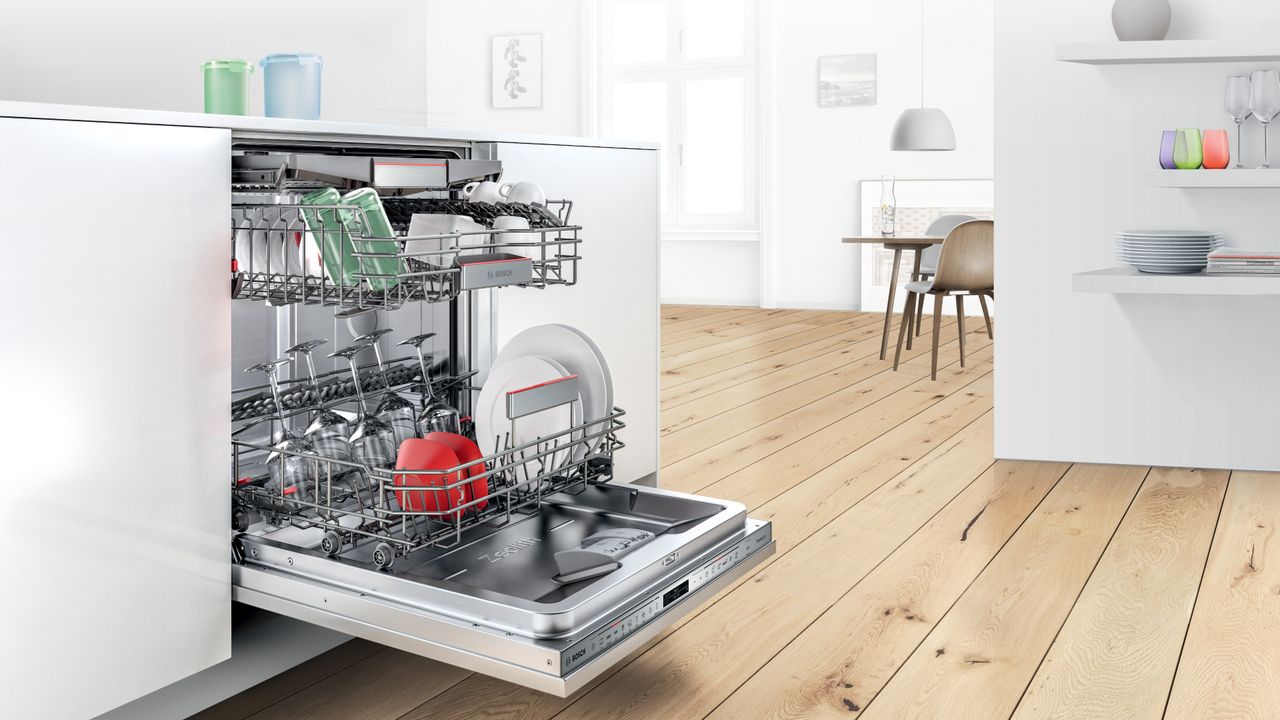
[818,54,877,107]
[492,34,543,109]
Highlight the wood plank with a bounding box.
[661,313,888,389]
[858,464,1148,720]
[660,304,819,351]
[662,313,836,368]
[192,640,383,720]
[708,459,1069,720]
[660,321,993,465]
[660,304,725,323]
[659,313,941,409]
[659,306,776,337]
[1011,468,1227,720]
[666,349,994,505]
[241,648,469,720]
[546,413,1006,720]
[1165,471,1280,720]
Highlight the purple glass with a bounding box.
[1159,130,1177,169]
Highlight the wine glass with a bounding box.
[354,329,420,446]
[397,332,462,435]
[244,358,318,503]
[328,344,398,472]
[1225,75,1253,169]
[1250,69,1280,169]
[283,339,354,471]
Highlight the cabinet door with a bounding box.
[490,143,660,485]
[0,118,231,719]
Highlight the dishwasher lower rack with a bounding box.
[230,198,581,310]
[232,404,628,569]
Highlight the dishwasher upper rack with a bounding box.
[231,405,627,568]
[230,199,581,311]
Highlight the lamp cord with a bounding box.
[920,0,926,107]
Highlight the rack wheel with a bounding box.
[320,530,343,557]
[232,510,250,532]
[372,542,395,570]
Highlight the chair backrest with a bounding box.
[920,214,975,268]
[932,219,994,292]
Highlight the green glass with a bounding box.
[300,188,362,288]
[202,59,253,115]
[340,188,403,291]
[1173,128,1203,170]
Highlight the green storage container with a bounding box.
[300,188,362,289]
[202,59,253,115]
[341,188,404,292]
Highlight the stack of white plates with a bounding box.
[1115,230,1224,274]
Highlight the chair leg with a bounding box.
[914,292,925,337]
[956,295,967,368]
[979,293,993,339]
[931,293,944,381]
[893,292,915,370]
[906,293,917,351]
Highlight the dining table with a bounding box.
[842,235,946,360]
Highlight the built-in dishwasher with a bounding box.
[225,138,774,696]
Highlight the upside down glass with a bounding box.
[284,339,354,472]
[398,332,462,436]
[244,358,318,502]
[328,344,398,471]
[355,329,420,447]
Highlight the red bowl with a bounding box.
[425,432,489,511]
[393,438,466,520]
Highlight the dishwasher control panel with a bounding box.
[560,524,772,675]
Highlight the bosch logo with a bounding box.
[486,269,514,280]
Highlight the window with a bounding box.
[598,0,758,231]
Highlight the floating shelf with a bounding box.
[1145,169,1280,188]
[1056,39,1280,65]
[1074,267,1280,295]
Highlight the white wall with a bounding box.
[996,0,1280,471]
[765,0,994,310]
[424,0,583,135]
[1,0,429,125]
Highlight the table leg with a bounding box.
[880,246,903,360]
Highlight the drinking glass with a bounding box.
[354,329,420,446]
[1250,69,1280,169]
[1225,75,1253,168]
[1173,129,1203,170]
[1159,130,1177,169]
[1202,130,1231,169]
[328,344,398,471]
[244,358,318,501]
[283,339,354,470]
[398,332,462,436]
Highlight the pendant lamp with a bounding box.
[891,0,956,151]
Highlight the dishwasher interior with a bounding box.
[226,137,774,696]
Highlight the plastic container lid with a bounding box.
[202,59,253,74]
[260,53,324,68]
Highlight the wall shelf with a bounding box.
[1074,267,1280,295]
[1056,39,1280,65]
[1145,169,1280,188]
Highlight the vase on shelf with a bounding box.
[1111,0,1172,41]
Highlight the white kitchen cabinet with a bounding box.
[0,118,232,719]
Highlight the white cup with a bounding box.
[491,215,535,258]
[464,180,505,204]
[501,180,546,206]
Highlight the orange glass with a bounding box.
[1203,129,1231,169]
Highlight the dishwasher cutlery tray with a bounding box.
[231,198,580,311]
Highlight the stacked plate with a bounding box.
[1115,230,1224,274]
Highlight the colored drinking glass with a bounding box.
[1159,130,1177,169]
[1173,128,1203,170]
[1202,130,1231,169]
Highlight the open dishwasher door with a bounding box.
[233,483,773,696]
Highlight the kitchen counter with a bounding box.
[0,100,658,150]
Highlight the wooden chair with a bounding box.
[913,214,975,338]
[893,220,994,380]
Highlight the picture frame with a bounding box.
[492,34,543,109]
[818,54,877,107]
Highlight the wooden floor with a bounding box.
[201,306,1280,720]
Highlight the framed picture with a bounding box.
[492,34,542,109]
[818,54,877,107]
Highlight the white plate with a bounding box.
[495,324,614,460]
[1117,239,1221,246]
[1116,250,1214,257]
[1117,253,1211,262]
[475,355,582,476]
[1117,230,1222,238]
[1128,264,1206,274]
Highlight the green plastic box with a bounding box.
[202,59,253,115]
